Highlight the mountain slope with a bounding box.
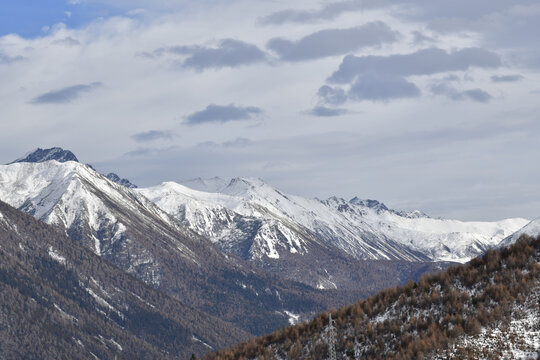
[0,160,353,335]
[145,177,527,264]
[501,218,540,247]
[138,181,451,292]
[139,178,526,293]
[0,200,249,359]
[206,235,540,359]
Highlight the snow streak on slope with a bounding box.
[141,177,528,263]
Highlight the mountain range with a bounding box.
[0,147,538,357]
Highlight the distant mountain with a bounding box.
[9,147,78,164]
[206,235,540,359]
[0,200,248,359]
[140,177,527,272]
[0,159,356,336]
[139,180,452,291]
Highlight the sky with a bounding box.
[0,0,539,221]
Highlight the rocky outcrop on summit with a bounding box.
[9,147,78,164]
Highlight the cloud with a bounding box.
[348,73,421,101]
[185,104,262,125]
[52,37,81,47]
[153,39,267,70]
[411,31,436,45]
[317,85,347,105]
[259,0,384,25]
[308,106,349,117]
[131,130,173,142]
[431,83,492,103]
[223,137,253,148]
[267,22,398,61]
[491,74,524,83]
[329,47,501,84]
[0,52,24,64]
[31,82,102,104]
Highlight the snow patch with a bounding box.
[192,335,214,350]
[284,311,300,325]
[48,246,66,265]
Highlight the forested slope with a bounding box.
[206,235,540,359]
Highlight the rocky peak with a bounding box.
[9,147,78,164]
[106,173,138,189]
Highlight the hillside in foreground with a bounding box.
[0,200,249,359]
[205,235,540,360]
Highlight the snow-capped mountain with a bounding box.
[0,156,355,335]
[141,177,528,264]
[8,147,138,188]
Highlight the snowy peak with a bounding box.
[10,147,79,164]
[10,147,137,189]
[221,177,265,197]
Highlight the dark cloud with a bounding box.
[308,106,349,117]
[31,82,102,104]
[185,104,262,125]
[348,73,421,101]
[52,37,81,47]
[259,0,384,25]
[151,39,267,70]
[267,22,398,61]
[329,47,501,84]
[131,130,173,142]
[491,74,524,83]
[431,83,492,103]
[317,85,347,105]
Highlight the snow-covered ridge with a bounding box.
[500,218,540,247]
[0,160,194,286]
[140,177,529,263]
[0,153,531,268]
